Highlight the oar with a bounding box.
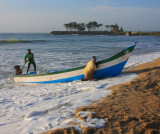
[21,63,26,71]
[21,61,27,71]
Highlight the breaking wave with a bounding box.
[0,38,47,44]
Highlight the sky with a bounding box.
[0,0,160,33]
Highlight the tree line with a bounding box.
[64,21,123,32]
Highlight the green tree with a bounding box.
[64,23,70,31]
[86,21,99,31]
[77,23,86,31]
[64,22,78,31]
[70,22,78,31]
[86,22,92,31]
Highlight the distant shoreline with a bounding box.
[50,31,125,35]
[50,31,160,36]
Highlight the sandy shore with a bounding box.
[43,58,160,134]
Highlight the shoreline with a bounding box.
[43,58,160,134]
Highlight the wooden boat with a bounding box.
[13,44,136,84]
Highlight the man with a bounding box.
[81,56,98,81]
[24,49,36,75]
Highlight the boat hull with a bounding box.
[13,45,136,84]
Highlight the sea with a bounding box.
[0,33,160,134]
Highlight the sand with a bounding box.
[43,58,160,134]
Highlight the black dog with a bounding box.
[14,65,22,75]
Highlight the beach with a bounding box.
[43,58,160,134]
[0,34,160,134]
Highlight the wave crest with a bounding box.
[0,38,46,44]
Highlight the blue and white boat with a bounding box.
[13,44,136,84]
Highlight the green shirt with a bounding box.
[25,53,34,64]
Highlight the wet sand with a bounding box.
[43,58,160,134]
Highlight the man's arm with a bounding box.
[95,62,98,68]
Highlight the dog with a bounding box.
[14,65,22,75]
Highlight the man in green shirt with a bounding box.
[24,49,36,75]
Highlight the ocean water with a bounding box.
[0,33,160,134]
